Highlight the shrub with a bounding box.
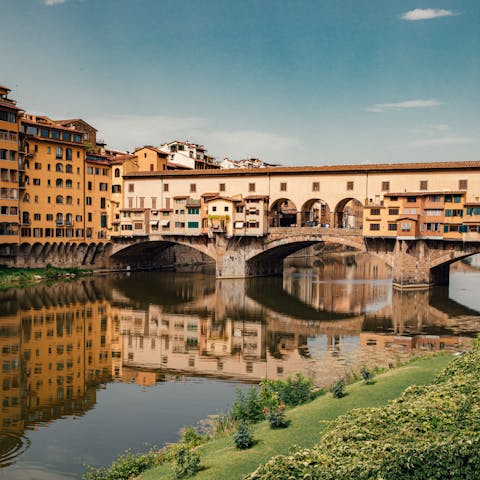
[231,387,264,423]
[180,426,208,447]
[264,403,289,429]
[172,444,201,479]
[360,367,374,385]
[233,420,255,449]
[82,447,159,480]
[331,379,346,398]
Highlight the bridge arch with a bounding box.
[269,198,298,228]
[300,198,331,227]
[334,197,363,229]
[245,234,366,276]
[110,239,216,270]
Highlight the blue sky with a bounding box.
[2,0,479,165]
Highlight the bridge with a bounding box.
[109,226,480,288]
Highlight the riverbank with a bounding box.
[140,354,452,480]
[0,266,91,290]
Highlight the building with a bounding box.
[0,85,21,244]
[219,157,280,169]
[158,141,220,170]
[20,114,87,243]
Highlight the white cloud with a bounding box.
[87,114,299,161]
[43,0,66,5]
[366,99,443,113]
[409,136,475,147]
[411,124,450,135]
[401,8,456,21]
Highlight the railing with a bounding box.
[268,226,363,236]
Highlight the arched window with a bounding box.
[66,213,73,225]
[56,178,63,188]
[56,213,63,225]
[65,179,72,188]
[66,148,72,160]
[56,195,63,204]
[114,168,120,178]
[56,163,63,172]
[65,164,73,173]
[23,193,30,202]
[66,196,73,205]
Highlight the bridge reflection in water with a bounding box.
[0,253,479,473]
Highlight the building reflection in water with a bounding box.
[0,254,479,467]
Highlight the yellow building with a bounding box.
[0,85,21,243]
[20,115,86,243]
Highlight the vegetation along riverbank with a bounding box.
[0,266,90,290]
[83,352,460,479]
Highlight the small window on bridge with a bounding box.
[280,182,287,191]
[249,183,256,192]
[369,223,380,231]
[346,181,354,191]
[312,182,319,191]
[459,179,468,190]
[382,181,389,191]
[420,180,428,190]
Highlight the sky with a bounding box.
[1,0,479,166]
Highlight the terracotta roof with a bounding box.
[123,160,480,179]
[158,208,173,212]
[55,118,98,132]
[167,161,191,170]
[173,195,189,199]
[205,196,242,203]
[200,192,220,197]
[110,154,136,165]
[464,202,480,206]
[135,145,169,156]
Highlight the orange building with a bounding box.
[0,85,21,243]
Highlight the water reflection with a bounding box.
[0,254,479,477]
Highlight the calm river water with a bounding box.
[0,253,480,479]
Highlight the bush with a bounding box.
[172,444,201,479]
[331,379,346,398]
[264,403,289,429]
[231,387,265,423]
[82,447,159,480]
[233,420,255,449]
[360,367,374,385]
[180,426,208,447]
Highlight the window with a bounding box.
[187,207,199,214]
[139,197,144,208]
[388,208,399,215]
[190,184,196,193]
[312,182,319,191]
[56,147,63,159]
[164,183,169,192]
[219,183,225,192]
[99,183,108,191]
[87,213,92,221]
[370,208,380,215]
[46,214,53,221]
[212,206,217,212]
[249,183,255,192]
[51,130,60,139]
[420,180,428,190]
[151,197,157,209]
[34,162,41,170]
[382,181,390,191]
[56,195,63,204]
[407,196,417,203]
[401,222,411,231]
[65,148,72,160]
[128,184,134,192]
[114,168,120,177]
[187,221,199,228]
[280,182,287,191]
[65,164,72,173]
[56,179,63,188]
[369,223,380,231]
[65,179,72,188]
[347,181,354,190]
[100,198,106,209]
[66,196,72,205]
[34,213,41,221]
[388,223,397,231]
[55,163,63,172]
[429,195,441,202]
[459,179,468,190]
[86,197,92,205]
[33,178,40,186]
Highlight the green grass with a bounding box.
[0,266,89,290]
[140,354,452,480]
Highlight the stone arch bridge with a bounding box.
[109,227,480,288]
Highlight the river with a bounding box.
[0,253,479,479]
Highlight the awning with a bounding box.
[161,220,170,227]
[150,220,159,226]
[234,221,244,229]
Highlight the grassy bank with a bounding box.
[0,266,90,290]
[140,354,452,480]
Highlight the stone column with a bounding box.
[391,239,433,288]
